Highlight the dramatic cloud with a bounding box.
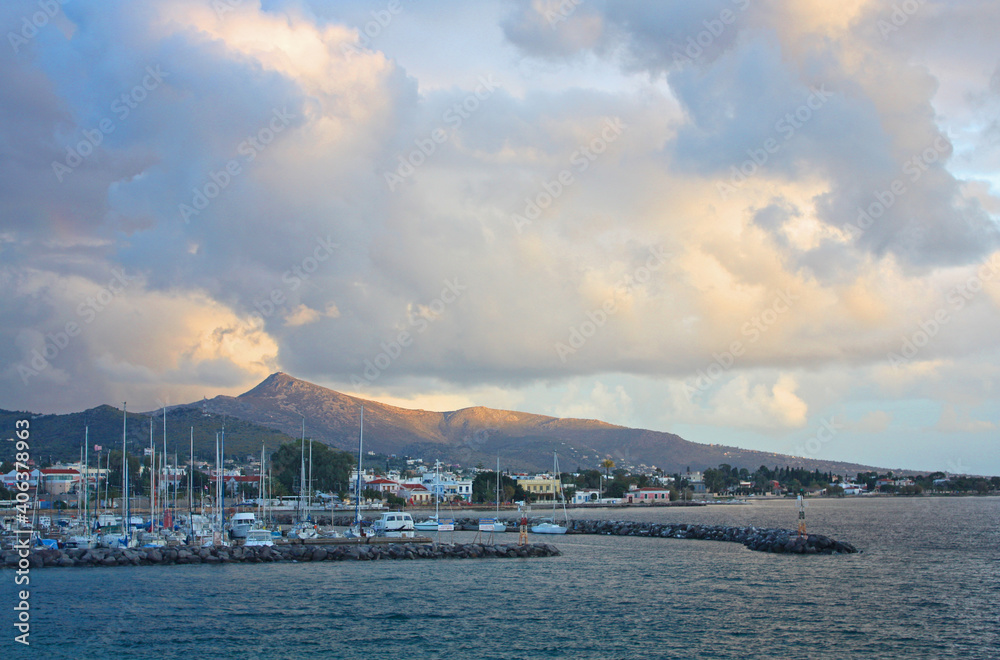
[1,0,998,474]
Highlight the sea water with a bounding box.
[4,497,998,659]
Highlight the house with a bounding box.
[366,478,401,497]
[622,486,672,504]
[571,488,601,504]
[399,483,433,505]
[420,472,473,501]
[223,474,263,496]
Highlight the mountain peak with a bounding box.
[201,372,884,474]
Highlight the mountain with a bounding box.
[0,404,298,465]
[194,372,886,475]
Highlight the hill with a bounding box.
[194,372,886,474]
[0,404,298,465]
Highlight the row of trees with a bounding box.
[470,472,528,504]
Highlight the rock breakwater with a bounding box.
[569,519,858,554]
[2,542,561,569]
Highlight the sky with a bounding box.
[2,0,999,475]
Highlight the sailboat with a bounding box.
[531,452,569,534]
[345,405,373,538]
[67,427,99,549]
[288,418,319,540]
[492,456,507,533]
[414,460,442,532]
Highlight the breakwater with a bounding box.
[339,515,857,554]
[568,519,858,554]
[333,516,857,553]
[2,542,561,569]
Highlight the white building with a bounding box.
[571,488,601,504]
[419,471,473,501]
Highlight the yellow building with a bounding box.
[516,476,561,501]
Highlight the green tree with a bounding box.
[270,440,354,495]
[472,472,526,504]
[601,459,615,477]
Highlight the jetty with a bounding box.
[2,542,561,569]
[394,517,858,554]
[567,519,858,554]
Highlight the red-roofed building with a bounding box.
[366,478,400,496]
[399,483,432,505]
[223,474,264,496]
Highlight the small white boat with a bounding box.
[414,515,439,532]
[288,522,319,540]
[227,512,256,539]
[531,451,570,534]
[244,528,274,547]
[530,519,567,534]
[373,512,415,538]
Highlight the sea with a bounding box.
[3,496,998,659]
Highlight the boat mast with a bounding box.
[162,406,167,532]
[150,417,155,532]
[496,454,501,518]
[189,427,194,542]
[83,427,89,538]
[215,432,220,532]
[355,405,364,527]
[220,420,225,530]
[122,402,129,546]
[307,435,313,519]
[258,443,265,523]
[299,417,306,523]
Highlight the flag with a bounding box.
[94,445,102,451]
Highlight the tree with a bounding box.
[574,469,602,490]
[601,459,615,477]
[472,472,526,503]
[270,440,354,496]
